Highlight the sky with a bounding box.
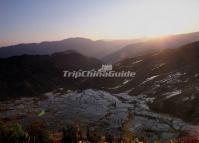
[1,0,199,46]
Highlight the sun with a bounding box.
[90,0,199,39]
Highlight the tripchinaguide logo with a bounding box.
[63,65,136,78]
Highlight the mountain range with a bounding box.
[0,38,140,59]
[1,32,199,64]
[1,32,199,124]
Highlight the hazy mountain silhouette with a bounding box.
[0,38,140,59]
[103,31,199,63]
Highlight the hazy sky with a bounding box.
[1,0,199,46]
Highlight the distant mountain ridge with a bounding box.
[103,31,199,63]
[0,37,139,59]
[2,32,199,63]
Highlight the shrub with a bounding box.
[0,121,28,143]
[26,120,51,143]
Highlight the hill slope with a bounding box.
[84,41,199,124]
[0,50,102,99]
